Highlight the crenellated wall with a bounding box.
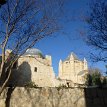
[0,87,107,107]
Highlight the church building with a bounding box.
[58,53,88,85]
[1,48,88,87]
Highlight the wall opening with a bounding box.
[34,67,37,72]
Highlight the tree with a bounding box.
[86,0,107,62]
[85,73,92,86]
[85,68,102,86]
[91,70,101,86]
[102,77,107,86]
[0,0,64,95]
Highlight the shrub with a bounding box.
[56,84,68,91]
[91,71,101,86]
[102,77,107,86]
[85,74,92,86]
[24,81,38,88]
[85,68,102,87]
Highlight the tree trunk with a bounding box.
[0,67,12,95]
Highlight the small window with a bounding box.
[74,60,78,63]
[67,82,70,87]
[34,67,37,72]
[66,61,69,64]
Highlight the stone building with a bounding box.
[17,48,56,87]
[0,49,88,87]
[58,52,88,85]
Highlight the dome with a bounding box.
[24,48,43,56]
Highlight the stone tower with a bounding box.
[58,52,88,84]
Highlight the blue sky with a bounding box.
[35,0,106,75]
[1,0,105,75]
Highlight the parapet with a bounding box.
[46,55,52,66]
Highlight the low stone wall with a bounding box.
[0,87,107,107]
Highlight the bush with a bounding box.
[85,74,92,86]
[102,77,107,86]
[56,84,68,91]
[85,68,102,87]
[24,81,38,88]
[91,71,101,86]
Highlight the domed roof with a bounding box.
[24,48,43,56]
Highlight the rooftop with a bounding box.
[65,52,78,61]
[24,48,44,58]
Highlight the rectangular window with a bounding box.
[66,61,69,64]
[34,67,37,72]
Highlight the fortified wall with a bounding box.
[0,87,107,107]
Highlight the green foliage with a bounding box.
[85,74,92,86]
[86,72,107,87]
[24,81,38,88]
[56,84,67,91]
[85,68,102,87]
[102,77,107,86]
[91,71,101,86]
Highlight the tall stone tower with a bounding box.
[58,52,88,84]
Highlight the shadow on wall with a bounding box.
[84,87,107,107]
[4,62,31,107]
[13,61,31,86]
[5,61,32,87]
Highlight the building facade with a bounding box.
[58,53,88,85]
[2,49,88,87]
[17,48,56,87]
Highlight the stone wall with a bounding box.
[17,56,56,87]
[0,87,107,107]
